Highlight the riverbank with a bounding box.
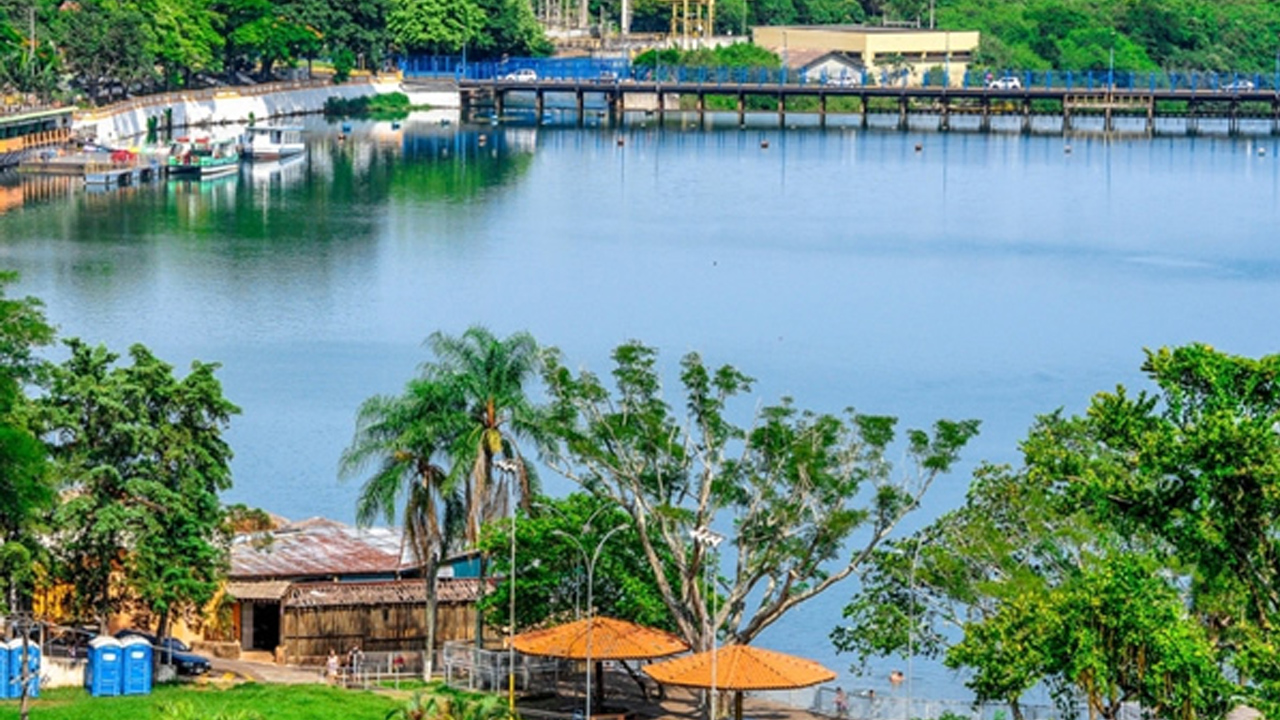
[73,75,460,144]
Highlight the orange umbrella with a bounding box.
[513,616,689,707]
[643,645,837,720]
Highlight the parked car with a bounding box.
[986,76,1022,90]
[823,74,861,87]
[1221,79,1255,92]
[115,630,211,676]
[597,70,619,82]
[502,69,538,82]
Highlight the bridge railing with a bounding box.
[404,55,1280,94]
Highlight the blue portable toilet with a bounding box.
[86,636,123,697]
[0,639,8,700]
[120,636,153,695]
[7,638,41,698]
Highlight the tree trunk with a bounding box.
[474,552,487,649]
[18,632,30,720]
[424,554,438,679]
[156,609,172,673]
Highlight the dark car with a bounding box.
[115,630,212,676]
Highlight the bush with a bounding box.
[324,92,419,119]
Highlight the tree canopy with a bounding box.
[542,340,978,653]
[835,343,1280,717]
[42,340,239,633]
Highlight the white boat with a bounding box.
[241,125,305,160]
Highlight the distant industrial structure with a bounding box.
[753,25,980,86]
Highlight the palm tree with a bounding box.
[340,376,467,677]
[427,326,549,646]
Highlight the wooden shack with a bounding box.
[225,517,491,664]
[279,578,483,663]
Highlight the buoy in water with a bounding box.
[1064,144,1073,154]
[617,136,625,146]
[914,142,923,152]
[760,139,770,149]
[1259,147,1267,156]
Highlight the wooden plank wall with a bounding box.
[282,602,480,663]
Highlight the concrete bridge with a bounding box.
[460,78,1280,135]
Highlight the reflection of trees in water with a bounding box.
[2,129,537,268]
[390,129,536,201]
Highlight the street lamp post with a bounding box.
[690,526,725,720]
[553,521,629,720]
[495,459,521,717]
[906,537,922,720]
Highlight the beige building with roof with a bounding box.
[753,25,980,87]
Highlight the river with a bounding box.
[2,114,1279,702]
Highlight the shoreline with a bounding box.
[73,76,460,144]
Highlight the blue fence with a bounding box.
[402,55,1279,93]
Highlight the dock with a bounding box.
[18,151,165,186]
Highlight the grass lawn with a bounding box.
[0,682,403,719]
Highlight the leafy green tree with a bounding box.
[387,0,483,54]
[478,493,677,632]
[43,340,239,635]
[125,0,223,86]
[1049,344,1280,709]
[0,273,56,614]
[833,460,1087,718]
[0,271,55,382]
[470,0,551,58]
[215,0,317,76]
[56,0,155,103]
[543,341,978,653]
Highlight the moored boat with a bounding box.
[167,137,240,179]
[241,125,305,160]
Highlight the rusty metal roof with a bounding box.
[230,518,416,580]
[281,578,487,609]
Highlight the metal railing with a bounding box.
[402,54,1280,94]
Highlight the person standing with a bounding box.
[834,687,849,718]
[327,648,340,684]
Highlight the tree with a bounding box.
[0,373,52,613]
[56,0,155,103]
[386,0,483,55]
[42,340,239,635]
[0,271,56,383]
[340,375,467,677]
[470,0,551,59]
[836,344,1274,717]
[478,492,677,633]
[542,341,979,653]
[1046,344,1280,710]
[833,461,1083,718]
[426,327,547,646]
[0,272,56,615]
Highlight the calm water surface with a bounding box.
[3,117,1280,699]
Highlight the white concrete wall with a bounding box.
[43,657,85,689]
[74,79,460,144]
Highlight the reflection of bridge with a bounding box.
[461,79,1280,135]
